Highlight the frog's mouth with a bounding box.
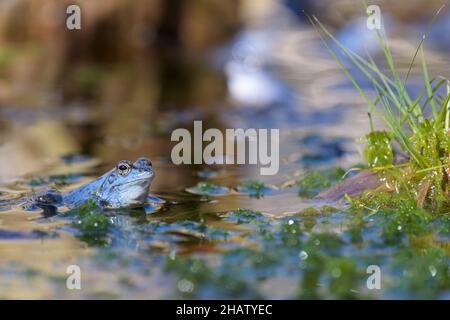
[123,177,151,186]
[118,178,152,192]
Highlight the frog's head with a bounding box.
[96,157,154,208]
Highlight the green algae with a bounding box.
[363,131,394,168]
[64,200,112,247]
[296,206,339,217]
[320,205,339,214]
[296,207,321,216]
[161,183,448,299]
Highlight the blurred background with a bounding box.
[1,0,450,185]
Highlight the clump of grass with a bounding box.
[309,4,450,208]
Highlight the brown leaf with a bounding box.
[417,179,431,208]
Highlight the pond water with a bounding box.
[0,6,449,299]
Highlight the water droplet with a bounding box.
[314,239,320,246]
[397,225,402,231]
[169,250,176,260]
[429,265,437,277]
[288,219,294,225]
[299,250,308,260]
[93,222,98,227]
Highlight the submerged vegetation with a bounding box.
[64,200,112,247]
[162,207,449,299]
[310,5,450,210]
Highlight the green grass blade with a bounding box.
[404,4,446,85]
[420,46,438,121]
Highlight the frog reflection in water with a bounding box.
[33,157,155,210]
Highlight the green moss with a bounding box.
[320,205,339,214]
[296,207,321,216]
[363,131,393,168]
[296,206,338,216]
[348,189,439,240]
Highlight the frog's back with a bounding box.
[63,177,103,208]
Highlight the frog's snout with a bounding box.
[134,157,152,169]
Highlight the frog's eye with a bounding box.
[117,162,131,176]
